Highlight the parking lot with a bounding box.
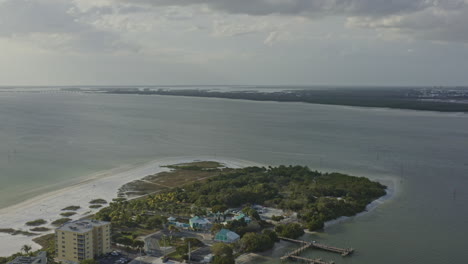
[98,251,132,264]
[129,255,183,264]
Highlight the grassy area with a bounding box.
[98,163,386,238]
[90,199,107,204]
[33,234,55,249]
[119,161,231,197]
[0,228,37,236]
[164,161,224,170]
[25,219,47,226]
[30,227,50,232]
[166,251,186,261]
[32,234,55,258]
[60,212,77,217]
[51,218,71,226]
[165,238,203,261]
[90,204,102,209]
[94,162,233,244]
[62,205,81,211]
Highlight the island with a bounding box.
[98,86,468,112]
[1,161,387,264]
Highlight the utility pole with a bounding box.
[139,247,142,264]
[188,241,191,263]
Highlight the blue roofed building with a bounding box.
[233,213,251,223]
[189,216,211,230]
[214,229,240,243]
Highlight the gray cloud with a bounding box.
[347,2,468,43]
[0,0,134,52]
[0,0,85,35]
[119,0,436,17]
[118,0,468,43]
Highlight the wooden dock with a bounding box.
[279,237,354,263]
[311,242,354,257]
[288,255,334,264]
[280,243,334,264]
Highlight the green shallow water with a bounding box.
[1,91,467,263]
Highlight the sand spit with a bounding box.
[0,156,262,257]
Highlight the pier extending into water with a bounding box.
[279,237,354,263]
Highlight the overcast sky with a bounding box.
[0,0,467,86]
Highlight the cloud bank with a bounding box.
[118,0,468,44]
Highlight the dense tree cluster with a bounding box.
[2,164,386,264]
[95,165,385,236]
[239,229,278,252]
[109,88,468,113]
[241,206,261,221]
[211,243,235,264]
[180,166,386,231]
[275,223,305,239]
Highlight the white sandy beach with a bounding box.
[0,156,263,257]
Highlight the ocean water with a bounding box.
[1,91,468,263]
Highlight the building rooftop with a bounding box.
[190,216,210,224]
[8,252,47,264]
[215,229,240,241]
[216,229,231,236]
[57,219,110,233]
[234,213,251,221]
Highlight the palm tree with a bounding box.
[21,244,32,255]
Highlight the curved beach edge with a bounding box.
[0,156,264,257]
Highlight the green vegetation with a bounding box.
[212,243,235,264]
[164,161,224,171]
[2,162,387,264]
[51,218,71,226]
[118,161,230,197]
[89,199,107,204]
[89,205,102,209]
[271,215,284,222]
[96,162,228,237]
[30,227,50,232]
[223,219,249,236]
[106,88,468,113]
[180,166,386,231]
[239,230,278,252]
[113,228,159,248]
[33,234,55,256]
[166,238,204,261]
[60,212,77,217]
[0,228,37,236]
[96,165,385,237]
[0,252,31,264]
[242,206,261,221]
[1,234,56,264]
[275,223,305,239]
[25,219,47,226]
[61,206,80,211]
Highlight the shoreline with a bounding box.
[323,175,399,229]
[104,90,468,114]
[0,156,263,257]
[0,157,398,258]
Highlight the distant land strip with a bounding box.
[100,87,468,113]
